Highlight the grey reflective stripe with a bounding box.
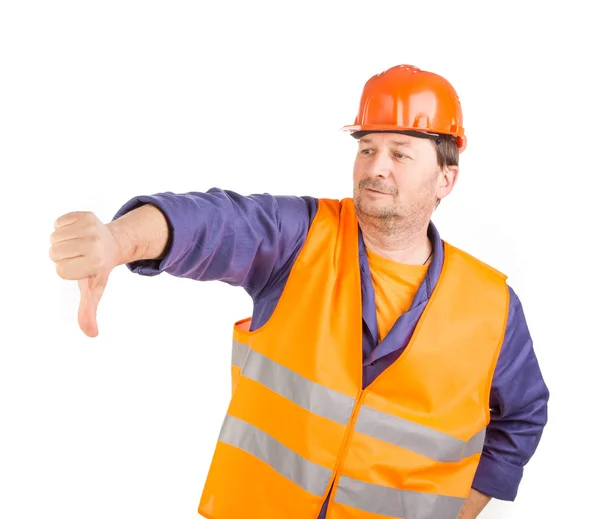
[464,428,486,458]
[355,405,485,462]
[231,340,249,368]
[241,349,355,425]
[219,414,331,496]
[335,476,465,519]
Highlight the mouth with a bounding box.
[365,187,393,196]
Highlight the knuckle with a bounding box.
[81,211,97,224]
[54,212,75,228]
[81,220,98,236]
[55,262,69,279]
[88,233,102,245]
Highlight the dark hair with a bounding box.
[434,134,459,169]
[432,135,458,209]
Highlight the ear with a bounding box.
[436,165,459,200]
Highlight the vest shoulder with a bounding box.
[315,198,340,211]
[312,198,354,222]
[444,241,508,282]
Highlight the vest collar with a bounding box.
[358,220,445,348]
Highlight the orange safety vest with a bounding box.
[198,198,509,519]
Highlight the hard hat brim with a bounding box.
[342,124,467,153]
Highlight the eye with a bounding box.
[360,148,373,155]
[394,152,405,159]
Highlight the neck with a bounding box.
[359,216,432,265]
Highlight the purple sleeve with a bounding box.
[111,188,317,299]
[472,286,549,501]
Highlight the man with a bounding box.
[49,65,549,519]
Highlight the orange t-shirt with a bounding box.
[366,249,429,342]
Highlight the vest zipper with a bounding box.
[324,388,366,518]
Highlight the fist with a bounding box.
[50,211,119,337]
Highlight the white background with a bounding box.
[1,1,598,518]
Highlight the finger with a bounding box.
[54,211,100,230]
[55,256,99,280]
[49,237,93,262]
[78,278,105,338]
[50,220,94,245]
[54,212,91,230]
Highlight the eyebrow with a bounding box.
[360,138,413,147]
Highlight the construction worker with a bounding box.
[49,65,549,519]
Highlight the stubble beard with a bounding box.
[355,198,400,236]
[354,180,434,239]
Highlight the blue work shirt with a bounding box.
[113,187,549,509]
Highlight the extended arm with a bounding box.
[111,188,318,297]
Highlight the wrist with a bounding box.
[106,219,136,266]
[106,203,170,265]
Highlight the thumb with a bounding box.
[77,277,107,338]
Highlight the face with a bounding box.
[352,133,458,230]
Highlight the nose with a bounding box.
[365,150,392,179]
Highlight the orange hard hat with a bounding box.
[342,65,467,153]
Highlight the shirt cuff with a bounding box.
[111,194,183,276]
[471,452,524,501]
